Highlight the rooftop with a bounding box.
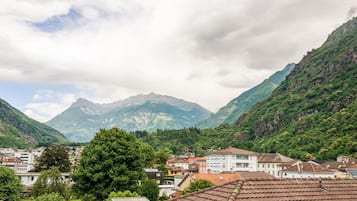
[258,153,293,163]
[169,178,357,201]
[206,148,258,156]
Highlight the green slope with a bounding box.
[0,98,69,148]
[234,17,357,160]
[197,63,294,128]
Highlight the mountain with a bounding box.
[197,63,295,128]
[0,98,69,148]
[47,93,212,142]
[234,17,357,160]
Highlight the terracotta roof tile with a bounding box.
[169,179,357,201]
[189,173,241,186]
[206,148,258,156]
[258,153,293,163]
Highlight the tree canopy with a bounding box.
[72,128,147,200]
[33,193,65,201]
[182,179,214,195]
[35,144,71,172]
[0,166,22,201]
[140,178,159,201]
[31,167,69,199]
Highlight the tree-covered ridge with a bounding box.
[196,63,294,128]
[0,98,69,148]
[135,18,357,161]
[233,16,357,160]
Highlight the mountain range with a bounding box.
[47,93,212,142]
[197,63,295,128]
[0,98,68,148]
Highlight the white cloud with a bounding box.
[24,90,76,122]
[1,0,357,116]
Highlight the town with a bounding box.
[1,145,356,200]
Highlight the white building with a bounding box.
[16,172,71,186]
[281,161,335,179]
[257,153,294,178]
[206,147,258,173]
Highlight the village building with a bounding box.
[257,153,294,177]
[205,147,258,173]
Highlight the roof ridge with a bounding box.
[228,180,244,201]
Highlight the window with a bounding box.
[31,176,34,181]
[236,155,249,160]
[268,164,270,168]
[236,163,249,168]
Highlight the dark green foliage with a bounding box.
[31,167,69,199]
[182,180,214,195]
[106,190,139,201]
[0,98,69,148]
[140,179,159,201]
[33,193,65,201]
[35,144,71,172]
[0,167,22,201]
[71,128,146,200]
[135,18,357,161]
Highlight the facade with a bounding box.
[16,172,71,186]
[206,147,258,173]
[144,168,164,184]
[257,153,294,177]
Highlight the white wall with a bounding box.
[206,154,257,173]
[281,171,335,179]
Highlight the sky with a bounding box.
[0,0,357,122]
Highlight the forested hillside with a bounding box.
[136,17,357,161]
[0,98,69,148]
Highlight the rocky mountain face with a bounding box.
[47,93,212,142]
[0,98,69,148]
[197,63,295,128]
[234,17,357,160]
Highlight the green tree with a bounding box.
[35,144,71,172]
[139,143,155,167]
[33,193,65,201]
[31,167,69,199]
[140,178,159,201]
[155,149,169,165]
[106,190,139,201]
[182,179,214,195]
[0,167,22,201]
[72,128,146,200]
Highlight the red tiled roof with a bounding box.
[206,148,258,156]
[169,178,357,201]
[189,173,241,186]
[258,153,293,163]
[284,161,334,173]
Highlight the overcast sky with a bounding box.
[0,0,356,122]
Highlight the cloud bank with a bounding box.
[0,0,356,121]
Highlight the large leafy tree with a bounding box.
[31,167,69,199]
[140,178,159,201]
[33,193,65,201]
[0,167,22,201]
[72,128,146,200]
[35,144,71,172]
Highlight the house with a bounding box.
[320,157,357,178]
[168,178,357,201]
[166,165,185,176]
[281,161,335,179]
[167,158,189,170]
[205,147,258,173]
[177,173,241,192]
[144,168,164,184]
[16,172,71,186]
[257,153,294,177]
